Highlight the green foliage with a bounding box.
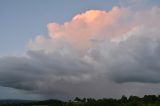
[1,95,160,106]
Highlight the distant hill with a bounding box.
[0,99,34,104]
[0,99,64,106]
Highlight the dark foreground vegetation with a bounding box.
[1,95,160,106]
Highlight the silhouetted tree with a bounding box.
[74,97,82,102]
[121,95,128,102]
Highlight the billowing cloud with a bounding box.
[1,6,160,99]
[33,7,134,53]
[93,26,160,83]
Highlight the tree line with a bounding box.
[1,95,160,106]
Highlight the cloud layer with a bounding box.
[1,6,160,99]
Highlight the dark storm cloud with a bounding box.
[0,50,97,98]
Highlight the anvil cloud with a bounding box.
[1,6,160,99]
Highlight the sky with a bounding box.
[0,0,160,100]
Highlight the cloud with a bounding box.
[45,7,133,52]
[0,49,99,99]
[93,26,160,83]
[1,6,160,99]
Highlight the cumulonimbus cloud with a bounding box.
[1,6,160,99]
